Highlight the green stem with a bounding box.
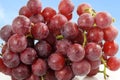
[82,31,87,47]
[100,57,109,80]
[56,35,64,40]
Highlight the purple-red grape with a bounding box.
[31,22,49,40]
[32,59,47,76]
[12,15,31,35]
[55,66,74,80]
[48,53,65,70]
[0,25,13,42]
[20,48,37,65]
[72,60,91,76]
[95,12,112,29]
[67,43,85,62]
[85,42,102,61]
[35,41,52,58]
[7,34,27,53]
[12,64,30,80]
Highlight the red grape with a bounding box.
[12,15,31,35]
[31,22,49,40]
[72,60,91,76]
[42,7,56,23]
[12,64,30,80]
[56,39,71,55]
[29,14,44,24]
[35,41,52,58]
[0,25,13,42]
[103,25,118,41]
[27,0,42,14]
[61,21,79,40]
[67,43,85,62]
[7,34,27,53]
[20,48,37,65]
[19,6,32,18]
[58,0,74,15]
[55,66,74,80]
[103,41,119,56]
[2,50,20,68]
[107,56,120,71]
[32,59,47,76]
[0,58,7,73]
[77,3,91,15]
[49,14,68,35]
[85,42,102,61]
[77,13,94,29]
[95,12,112,29]
[87,27,104,43]
[48,53,65,70]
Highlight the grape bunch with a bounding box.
[0,0,120,80]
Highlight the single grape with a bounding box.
[58,0,74,15]
[12,15,31,35]
[20,48,37,65]
[103,41,119,56]
[55,66,74,80]
[44,69,57,80]
[12,64,30,80]
[77,3,91,15]
[48,53,65,70]
[88,59,101,69]
[85,42,102,61]
[103,25,118,41]
[35,41,52,58]
[42,7,56,23]
[107,56,120,71]
[67,43,85,62]
[48,14,68,36]
[19,6,32,18]
[29,14,44,24]
[87,68,99,77]
[2,50,20,68]
[95,12,112,29]
[56,39,71,55]
[77,13,94,29]
[72,60,91,76]
[31,22,49,40]
[87,27,104,43]
[0,25,13,42]
[26,74,40,80]
[32,59,47,76]
[61,21,79,40]
[27,0,42,14]
[7,34,27,53]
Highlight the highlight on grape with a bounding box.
[0,0,119,80]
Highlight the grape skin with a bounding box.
[72,60,91,76]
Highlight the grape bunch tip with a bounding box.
[0,0,120,80]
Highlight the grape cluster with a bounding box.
[0,0,120,80]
